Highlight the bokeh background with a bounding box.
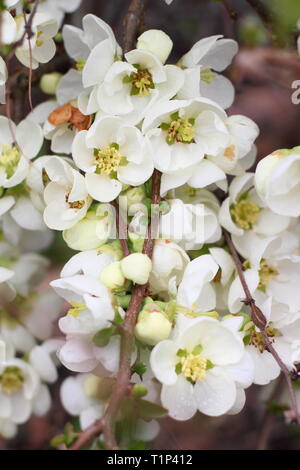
[1,0,300,450]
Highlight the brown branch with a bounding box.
[69,419,104,450]
[102,170,161,450]
[123,0,149,54]
[223,230,300,425]
[112,201,130,257]
[256,374,285,450]
[245,0,279,45]
[4,0,40,61]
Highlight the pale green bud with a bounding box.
[121,253,152,285]
[137,29,173,64]
[63,205,112,251]
[135,310,172,346]
[40,72,62,95]
[98,240,123,261]
[128,232,144,253]
[100,261,125,290]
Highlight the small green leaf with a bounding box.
[137,399,168,420]
[132,361,147,376]
[93,326,115,347]
[50,434,65,448]
[176,348,187,357]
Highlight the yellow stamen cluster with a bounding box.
[0,144,21,179]
[224,145,236,160]
[36,31,44,47]
[181,354,207,382]
[76,58,86,72]
[200,68,217,85]
[94,143,126,177]
[0,366,25,395]
[161,112,196,145]
[258,259,278,291]
[125,67,155,97]
[67,302,87,318]
[230,199,260,230]
[65,192,85,210]
[243,321,278,353]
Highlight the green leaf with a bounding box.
[137,399,168,420]
[93,326,115,347]
[132,362,147,376]
[50,434,65,448]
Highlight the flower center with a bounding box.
[224,145,236,160]
[243,320,279,353]
[200,68,217,85]
[161,112,196,145]
[124,65,155,97]
[76,58,86,71]
[65,192,85,210]
[0,366,25,395]
[230,199,260,230]
[181,354,207,382]
[258,259,278,292]
[94,143,127,178]
[67,301,87,318]
[0,144,21,179]
[175,346,213,383]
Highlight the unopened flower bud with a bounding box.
[98,240,123,261]
[135,310,172,346]
[137,29,173,64]
[63,205,112,251]
[100,261,125,290]
[40,72,62,95]
[121,253,152,285]
[119,186,146,214]
[132,384,148,398]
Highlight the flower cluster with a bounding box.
[1,1,300,450]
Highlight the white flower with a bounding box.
[137,29,173,64]
[255,148,300,217]
[150,317,247,419]
[37,0,82,27]
[0,351,43,426]
[241,297,299,385]
[62,14,121,115]
[178,35,238,109]
[160,192,221,250]
[72,116,153,202]
[15,13,59,69]
[43,157,91,230]
[219,173,292,237]
[149,239,190,296]
[60,374,106,430]
[96,50,184,125]
[175,255,219,313]
[60,373,159,442]
[143,98,230,194]
[0,117,43,188]
[0,251,48,304]
[0,10,17,45]
[29,339,63,384]
[0,57,7,104]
